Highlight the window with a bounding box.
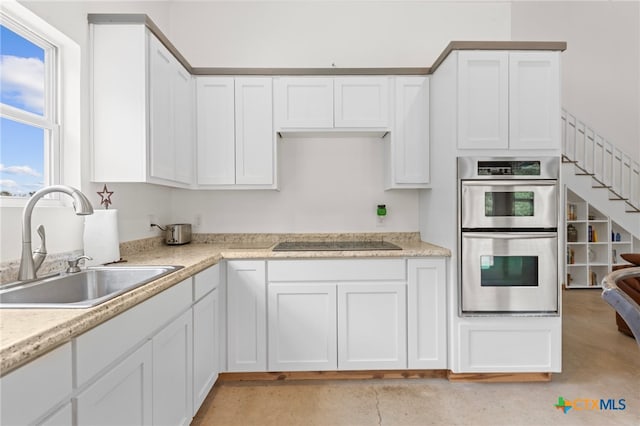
[0,14,58,198]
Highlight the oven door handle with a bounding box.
[461,180,557,186]
[462,232,558,239]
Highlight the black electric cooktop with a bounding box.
[272,241,402,252]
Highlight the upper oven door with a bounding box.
[461,180,557,229]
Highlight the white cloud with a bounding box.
[0,163,41,177]
[0,55,45,114]
[0,179,19,188]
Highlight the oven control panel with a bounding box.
[477,160,541,176]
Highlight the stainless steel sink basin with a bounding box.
[0,265,183,308]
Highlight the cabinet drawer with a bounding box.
[0,342,72,426]
[457,318,561,372]
[75,279,192,386]
[194,263,220,301]
[268,259,405,282]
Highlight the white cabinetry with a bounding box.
[152,309,193,426]
[91,24,194,187]
[457,51,560,151]
[334,77,389,128]
[386,76,430,188]
[407,258,447,369]
[268,283,337,371]
[0,342,72,426]
[274,77,334,128]
[74,278,195,424]
[267,259,408,371]
[227,261,267,372]
[196,77,275,188]
[456,318,561,373]
[274,77,390,131]
[76,342,153,426]
[193,265,221,412]
[337,283,406,370]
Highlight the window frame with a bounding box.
[1,13,60,200]
[0,3,77,207]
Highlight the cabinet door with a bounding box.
[193,288,219,413]
[227,261,267,372]
[148,34,175,181]
[457,51,509,149]
[407,258,447,369]
[0,342,72,426]
[274,77,334,128]
[38,402,72,426]
[76,341,153,426]
[509,52,560,150]
[334,77,389,128]
[173,62,195,185]
[268,283,337,371]
[337,282,407,370]
[152,309,193,426]
[235,78,274,185]
[393,77,430,185]
[196,77,236,185]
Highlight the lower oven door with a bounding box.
[461,232,558,314]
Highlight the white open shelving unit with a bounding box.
[565,188,639,289]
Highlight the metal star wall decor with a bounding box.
[97,184,114,209]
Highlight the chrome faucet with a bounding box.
[18,185,94,281]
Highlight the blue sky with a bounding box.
[0,24,45,196]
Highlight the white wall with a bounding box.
[511,0,640,162]
[172,137,420,232]
[168,1,511,68]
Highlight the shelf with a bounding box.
[564,187,637,290]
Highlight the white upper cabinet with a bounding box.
[91,24,195,187]
[274,76,390,131]
[457,51,509,150]
[386,76,430,188]
[235,78,275,185]
[457,50,560,151]
[274,77,334,128]
[334,77,389,128]
[148,34,195,185]
[196,77,235,185]
[508,52,561,150]
[196,77,275,188]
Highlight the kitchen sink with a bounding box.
[0,265,182,309]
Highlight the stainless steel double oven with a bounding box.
[458,157,560,315]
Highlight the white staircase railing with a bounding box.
[561,109,640,213]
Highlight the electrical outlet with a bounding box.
[194,213,202,229]
[148,214,157,231]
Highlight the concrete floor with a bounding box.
[192,289,640,426]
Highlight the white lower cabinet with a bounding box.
[227,261,267,372]
[0,342,72,426]
[39,402,73,426]
[193,287,220,411]
[268,283,337,371]
[407,258,447,369]
[76,341,153,426]
[337,283,407,370]
[456,318,561,373]
[152,309,193,426]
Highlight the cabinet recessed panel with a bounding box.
[457,51,509,149]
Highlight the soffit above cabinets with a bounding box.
[86,14,566,76]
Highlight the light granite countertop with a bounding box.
[0,233,449,376]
